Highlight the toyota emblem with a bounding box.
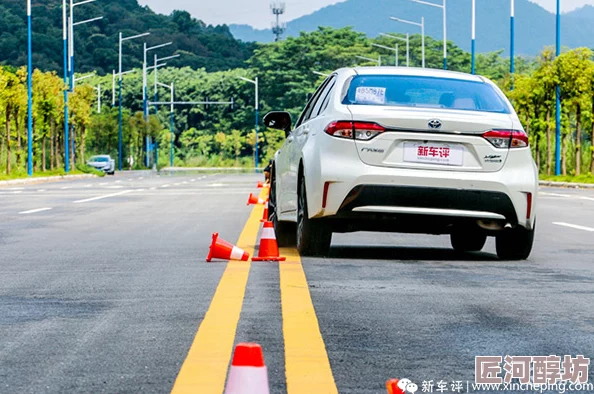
[428,119,442,129]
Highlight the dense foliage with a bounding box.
[0,26,592,178]
[0,0,255,74]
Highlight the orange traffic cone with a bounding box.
[206,233,250,262]
[386,379,407,394]
[260,201,269,223]
[252,221,286,261]
[224,343,270,394]
[247,193,266,206]
[257,181,264,188]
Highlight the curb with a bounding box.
[0,174,96,187]
[539,181,594,189]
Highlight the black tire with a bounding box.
[297,177,332,257]
[269,167,296,247]
[495,223,535,260]
[450,230,487,252]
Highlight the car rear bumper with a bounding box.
[308,152,538,231]
[338,185,518,223]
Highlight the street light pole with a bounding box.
[380,33,410,67]
[510,0,515,88]
[170,82,174,168]
[412,0,446,69]
[390,16,425,67]
[356,55,381,66]
[238,76,260,170]
[27,0,33,176]
[62,0,70,173]
[555,0,561,175]
[94,84,101,113]
[153,53,180,115]
[118,31,150,171]
[372,43,399,66]
[142,41,172,168]
[471,0,476,74]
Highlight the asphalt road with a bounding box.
[0,172,593,394]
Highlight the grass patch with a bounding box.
[0,166,103,181]
[540,173,594,184]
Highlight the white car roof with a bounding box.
[340,66,486,83]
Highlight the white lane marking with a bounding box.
[106,186,124,189]
[161,184,170,188]
[86,184,93,187]
[0,191,23,194]
[37,189,46,192]
[540,192,571,198]
[19,207,52,215]
[115,180,122,183]
[580,197,594,201]
[139,177,144,180]
[553,222,594,232]
[182,181,188,185]
[61,186,71,190]
[134,189,146,192]
[190,179,196,182]
[150,187,156,190]
[100,182,108,186]
[208,183,224,187]
[73,190,132,204]
[8,187,25,191]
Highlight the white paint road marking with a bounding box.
[8,187,25,191]
[540,192,572,198]
[100,182,108,186]
[580,197,594,201]
[73,190,133,204]
[161,184,170,188]
[19,208,52,215]
[61,186,71,190]
[553,222,594,232]
[37,189,46,192]
[139,177,144,180]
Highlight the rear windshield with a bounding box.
[342,75,511,114]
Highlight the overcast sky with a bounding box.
[138,0,594,29]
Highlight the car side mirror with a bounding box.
[263,111,292,137]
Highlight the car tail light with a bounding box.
[483,130,529,148]
[325,121,385,141]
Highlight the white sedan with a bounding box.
[263,67,538,260]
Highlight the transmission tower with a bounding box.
[271,2,286,42]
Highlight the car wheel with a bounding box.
[297,177,331,257]
[269,167,296,247]
[495,222,535,260]
[450,229,487,252]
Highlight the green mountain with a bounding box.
[0,0,256,75]
[230,0,594,56]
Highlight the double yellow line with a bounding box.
[171,191,338,394]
